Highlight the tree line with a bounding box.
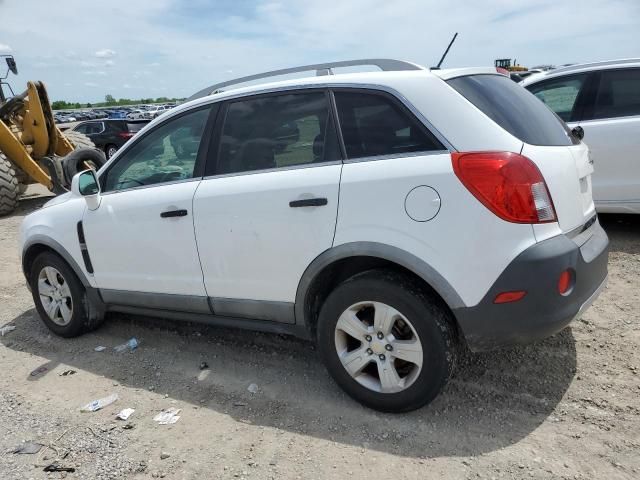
[51,94,184,110]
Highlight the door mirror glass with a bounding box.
[77,169,100,196]
[571,126,585,140]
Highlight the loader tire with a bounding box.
[0,152,19,216]
[62,148,107,185]
[61,130,107,185]
[63,130,96,151]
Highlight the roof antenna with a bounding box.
[433,32,458,70]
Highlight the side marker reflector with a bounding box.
[494,290,527,304]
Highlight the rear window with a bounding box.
[448,74,575,146]
[127,122,147,133]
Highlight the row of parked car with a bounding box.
[54,103,178,124]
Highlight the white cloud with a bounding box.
[0,43,11,52]
[0,0,638,103]
[84,82,99,87]
[94,48,116,59]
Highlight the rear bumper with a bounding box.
[453,221,609,352]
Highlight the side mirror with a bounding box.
[6,56,18,75]
[71,169,101,210]
[571,126,584,141]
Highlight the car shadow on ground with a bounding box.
[598,213,640,254]
[1,306,576,459]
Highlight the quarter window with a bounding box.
[217,92,341,175]
[526,74,587,121]
[102,107,210,192]
[333,91,443,159]
[592,68,640,119]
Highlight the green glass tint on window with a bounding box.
[526,74,587,122]
[103,107,210,192]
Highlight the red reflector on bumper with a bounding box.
[494,290,527,304]
[558,269,574,295]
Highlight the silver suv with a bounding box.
[523,59,640,214]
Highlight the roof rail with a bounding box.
[187,59,425,101]
[551,58,640,75]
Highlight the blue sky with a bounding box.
[0,0,638,103]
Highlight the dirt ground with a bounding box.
[1,187,638,480]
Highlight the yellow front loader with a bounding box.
[0,55,106,215]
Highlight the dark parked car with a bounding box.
[72,119,149,158]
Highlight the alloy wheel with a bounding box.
[37,266,73,326]
[334,301,423,393]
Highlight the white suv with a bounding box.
[523,59,640,213]
[20,60,609,412]
[145,105,169,119]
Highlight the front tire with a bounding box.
[0,153,19,216]
[30,252,98,337]
[317,270,457,412]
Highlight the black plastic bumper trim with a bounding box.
[453,221,609,352]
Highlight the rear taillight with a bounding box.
[452,151,557,224]
[118,131,134,140]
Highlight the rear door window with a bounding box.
[448,74,575,146]
[215,91,341,175]
[333,91,444,159]
[592,68,640,120]
[525,74,588,121]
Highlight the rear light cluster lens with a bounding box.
[118,131,135,139]
[452,152,557,224]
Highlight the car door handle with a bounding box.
[289,198,328,208]
[160,209,188,218]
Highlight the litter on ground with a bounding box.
[80,393,118,412]
[116,408,135,420]
[114,338,139,353]
[0,325,16,336]
[153,407,181,425]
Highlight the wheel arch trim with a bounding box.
[294,242,465,328]
[22,235,91,287]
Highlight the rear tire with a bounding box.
[105,144,118,159]
[30,252,103,337]
[317,270,457,412]
[0,152,19,216]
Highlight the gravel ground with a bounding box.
[0,187,638,480]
